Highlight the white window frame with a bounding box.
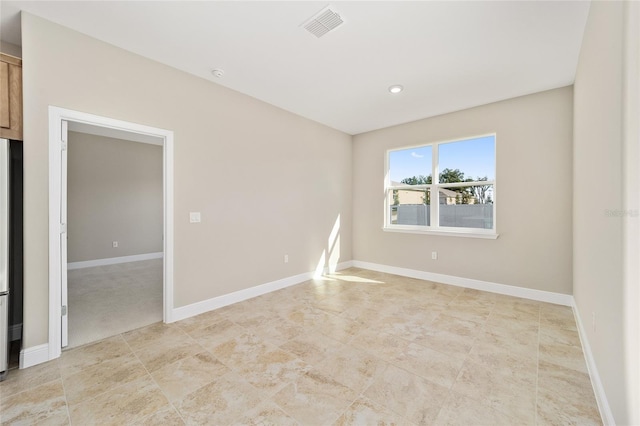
[384,133,498,239]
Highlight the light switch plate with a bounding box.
[189,212,201,223]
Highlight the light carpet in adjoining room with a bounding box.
[67,259,163,348]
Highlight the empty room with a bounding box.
[0,1,638,425]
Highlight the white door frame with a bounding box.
[48,106,174,360]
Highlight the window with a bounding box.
[385,134,496,237]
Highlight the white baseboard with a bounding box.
[9,323,22,341]
[351,260,574,306]
[572,304,615,425]
[171,261,353,322]
[67,252,163,270]
[19,343,50,369]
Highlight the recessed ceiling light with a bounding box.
[211,69,224,78]
[388,85,404,94]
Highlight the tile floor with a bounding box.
[0,268,602,425]
[67,259,163,348]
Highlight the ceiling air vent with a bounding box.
[302,6,344,38]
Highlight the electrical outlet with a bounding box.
[189,212,201,223]
[112,241,118,248]
[431,251,437,260]
[284,254,289,263]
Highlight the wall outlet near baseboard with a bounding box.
[112,241,118,248]
[431,251,437,260]
[284,254,289,263]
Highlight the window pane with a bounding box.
[389,188,431,226]
[438,135,495,182]
[438,185,494,229]
[389,146,432,185]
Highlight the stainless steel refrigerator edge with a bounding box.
[0,138,10,378]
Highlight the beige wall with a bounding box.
[67,132,163,263]
[21,14,352,347]
[353,87,573,294]
[573,1,640,423]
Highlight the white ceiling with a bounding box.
[0,1,590,135]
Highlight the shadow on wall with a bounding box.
[315,215,341,277]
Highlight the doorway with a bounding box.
[65,128,163,348]
[48,107,174,360]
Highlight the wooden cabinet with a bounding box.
[0,53,22,140]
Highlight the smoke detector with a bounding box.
[301,6,344,38]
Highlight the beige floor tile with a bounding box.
[489,302,540,323]
[314,313,368,344]
[273,369,357,426]
[175,371,263,425]
[215,300,251,319]
[434,391,522,426]
[282,281,332,302]
[334,396,414,426]
[280,332,344,366]
[538,335,588,374]
[174,309,227,334]
[0,379,68,425]
[0,359,61,400]
[466,341,538,382]
[32,410,71,426]
[448,294,495,311]
[471,331,538,365]
[122,322,188,352]
[480,318,539,350]
[440,306,492,323]
[537,360,602,425]
[151,352,230,402]
[364,363,448,425]
[428,313,485,337]
[3,268,600,425]
[316,344,387,394]
[386,299,445,319]
[69,375,171,425]
[133,333,204,373]
[313,296,353,315]
[232,310,283,329]
[188,318,247,351]
[412,281,463,300]
[59,335,132,379]
[390,342,465,389]
[280,305,334,328]
[376,313,437,342]
[539,304,577,330]
[339,303,391,324]
[236,400,299,426]
[539,325,581,347]
[133,407,185,425]
[63,353,148,405]
[350,329,411,362]
[209,331,277,368]
[303,279,349,299]
[250,315,306,347]
[232,347,311,395]
[484,310,540,333]
[412,328,476,359]
[451,360,536,423]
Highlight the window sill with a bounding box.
[382,226,499,239]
